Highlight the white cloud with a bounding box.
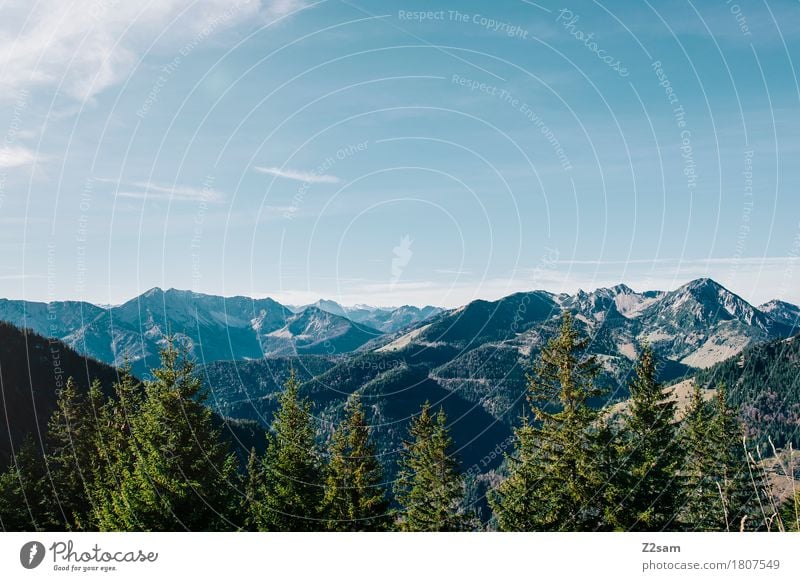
[0,1,303,103]
[476,256,800,308]
[0,145,39,168]
[252,257,800,309]
[0,274,41,281]
[113,180,224,202]
[264,0,308,19]
[253,166,340,184]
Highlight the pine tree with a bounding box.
[595,412,625,529]
[489,419,539,531]
[679,383,717,530]
[395,403,470,531]
[90,366,141,531]
[322,396,391,531]
[44,378,111,531]
[255,370,324,531]
[709,384,762,531]
[241,448,264,531]
[3,380,113,532]
[609,345,681,530]
[491,312,606,531]
[0,439,51,531]
[779,490,800,532]
[101,340,239,531]
[680,383,760,530]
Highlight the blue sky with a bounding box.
[1,0,799,307]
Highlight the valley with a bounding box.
[2,277,798,482]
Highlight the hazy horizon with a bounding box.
[2,271,797,311]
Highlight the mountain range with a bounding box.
[2,277,798,484]
[1,279,797,382]
[0,289,441,376]
[193,278,800,482]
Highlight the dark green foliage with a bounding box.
[2,378,119,532]
[413,291,558,348]
[608,345,681,530]
[0,440,50,531]
[89,368,139,531]
[97,342,239,531]
[695,335,800,449]
[241,448,264,531]
[45,378,106,531]
[709,385,764,531]
[1,317,796,532]
[322,396,391,531]
[201,355,338,422]
[395,403,472,531]
[679,384,761,531]
[489,420,540,531]
[0,321,119,466]
[356,363,511,484]
[254,371,325,531]
[202,344,513,488]
[492,313,607,531]
[434,343,529,421]
[779,490,800,531]
[679,384,717,530]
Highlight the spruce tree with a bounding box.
[256,370,324,531]
[322,396,391,531]
[709,384,762,530]
[679,383,717,530]
[680,383,760,531]
[395,402,470,531]
[240,448,264,531]
[90,367,141,531]
[102,340,239,531]
[595,413,625,529]
[491,312,606,531]
[489,420,539,531]
[610,345,681,530]
[45,378,111,531]
[3,381,110,532]
[0,439,51,531]
[780,490,800,532]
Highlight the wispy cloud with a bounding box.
[0,1,303,102]
[264,0,308,20]
[0,145,39,168]
[0,274,41,281]
[435,268,474,276]
[495,256,800,308]
[110,180,224,203]
[253,256,800,309]
[253,166,340,184]
[552,257,798,267]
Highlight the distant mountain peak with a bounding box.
[308,299,347,317]
[0,277,795,377]
[610,283,634,295]
[351,303,388,311]
[141,286,165,298]
[759,298,800,331]
[683,277,722,290]
[661,277,754,316]
[667,279,753,313]
[760,298,799,311]
[295,305,331,319]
